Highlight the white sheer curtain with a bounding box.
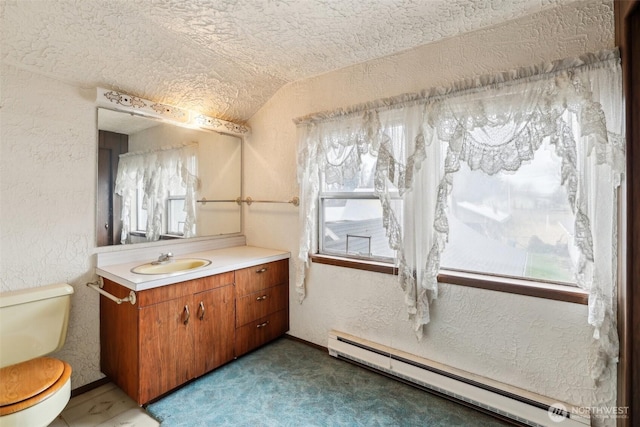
[296,50,624,412]
[115,143,199,243]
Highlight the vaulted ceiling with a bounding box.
[1,0,576,123]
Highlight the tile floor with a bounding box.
[49,383,159,427]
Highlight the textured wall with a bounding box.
[245,0,614,407]
[0,64,102,387]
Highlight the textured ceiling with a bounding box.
[1,0,576,123]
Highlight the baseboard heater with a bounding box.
[328,330,590,427]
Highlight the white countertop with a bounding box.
[96,245,290,291]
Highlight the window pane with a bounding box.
[167,198,186,235]
[321,198,397,261]
[441,147,576,284]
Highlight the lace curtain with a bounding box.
[295,50,624,411]
[115,143,199,243]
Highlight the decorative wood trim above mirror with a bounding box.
[96,88,250,136]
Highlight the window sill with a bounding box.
[310,254,398,275]
[310,254,588,305]
[438,269,588,305]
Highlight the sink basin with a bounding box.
[131,258,211,275]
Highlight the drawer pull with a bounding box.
[256,267,268,274]
[198,301,205,320]
[256,295,268,301]
[183,305,190,325]
[256,321,270,329]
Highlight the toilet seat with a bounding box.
[0,357,71,426]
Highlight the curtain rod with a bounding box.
[293,48,619,126]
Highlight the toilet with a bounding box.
[0,283,74,427]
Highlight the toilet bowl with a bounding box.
[0,283,74,427]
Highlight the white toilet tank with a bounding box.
[0,283,74,368]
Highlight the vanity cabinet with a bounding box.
[100,272,235,405]
[234,259,289,356]
[99,257,289,405]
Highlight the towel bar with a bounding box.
[87,280,136,305]
[197,196,299,207]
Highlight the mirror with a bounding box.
[97,108,242,247]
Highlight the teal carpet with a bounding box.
[146,338,511,427]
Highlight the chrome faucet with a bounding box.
[156,252,173,263]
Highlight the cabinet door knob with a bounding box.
[256,267,268,274]
[256,320,270,329]
[256,295,268,301]
[198,301,205,320]
[183,305,190,325]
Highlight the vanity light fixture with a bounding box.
[96,87,250,136]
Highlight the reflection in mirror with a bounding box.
[97,108,242,247]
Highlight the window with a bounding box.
[319,151,398,262]
[318,125,405,263]
[440,145,576,284]
[166,196,187,236]
[132,176,188,237]
[318,141,577,286]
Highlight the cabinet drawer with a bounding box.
[235,259,288,296]
[235,309,289,356]
[137,272,234,307]
[236,283,288,327]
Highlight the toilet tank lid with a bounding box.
[0,283,74,308]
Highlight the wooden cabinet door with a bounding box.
[139,297,194,403]
[100,279,140,402]
[193,284,235,376]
